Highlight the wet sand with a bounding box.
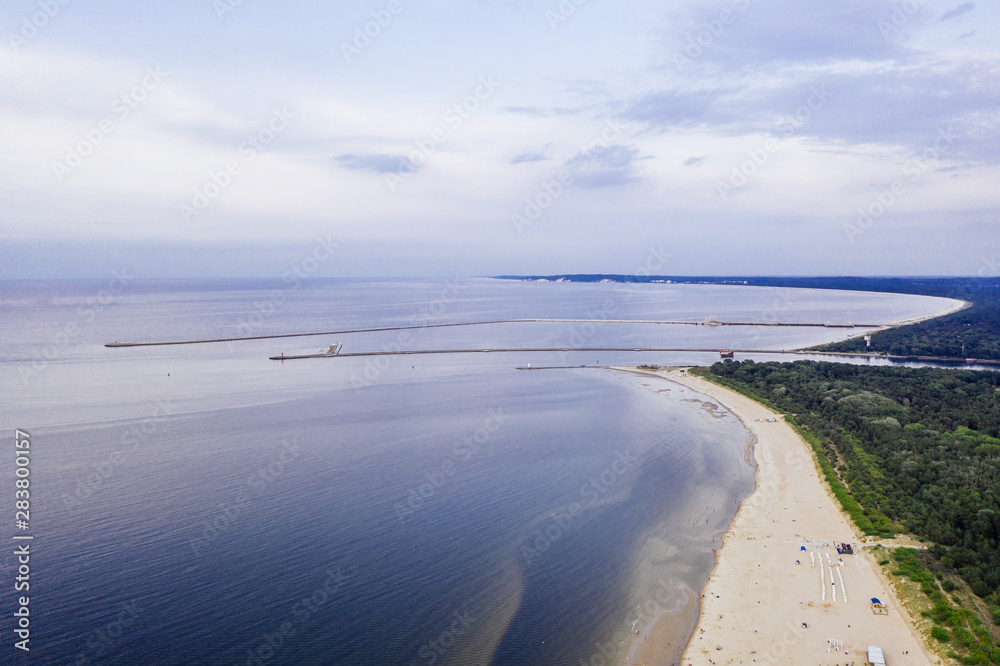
[631,368,942,666]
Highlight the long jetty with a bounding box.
[105,318,881,348]
[269,347,782,360]
[268,347,857,361]
[268,347,1000,366]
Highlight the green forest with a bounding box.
[697,360,1000,662]
[813,284,1000,362]
[499,274,1000,362]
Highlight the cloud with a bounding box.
[501,105,580,117]
[567,145,645,189]
[625,89,725,128]
[940,2,975,21]
[623,54,1000,165]
[3,1,999,278]
[333,153,419,175]
[510,151,549,164]
[659,0,903,71]
[958,30,976,39]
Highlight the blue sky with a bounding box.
[1,0,998,278]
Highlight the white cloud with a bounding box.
[1,0,998,276]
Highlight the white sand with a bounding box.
[639,368,944,666]
[888,297,969,327]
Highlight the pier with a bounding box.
[105,318,881,348]
[102,316,1000,366]
[268,346,786,360]
[267,347,1000,366]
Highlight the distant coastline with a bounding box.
[498,275,1000,367]
[492,274,994,299]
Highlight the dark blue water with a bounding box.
[0,279,956,664]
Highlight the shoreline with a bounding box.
[629,367,943,666]
[799,296,970,350]
[888,296,970,326]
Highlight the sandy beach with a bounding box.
[889,297,970,327]
[631,368,943,666]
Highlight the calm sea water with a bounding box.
[0,279,958,664]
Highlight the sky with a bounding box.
[0,0,998,278]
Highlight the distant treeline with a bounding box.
[814,284,1000,362]
[496,275,1000,361]
[699,360,1000,651]
[494,275,997,296]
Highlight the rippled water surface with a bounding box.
[0,279,956,664]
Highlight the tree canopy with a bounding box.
[703,360,1000,624]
